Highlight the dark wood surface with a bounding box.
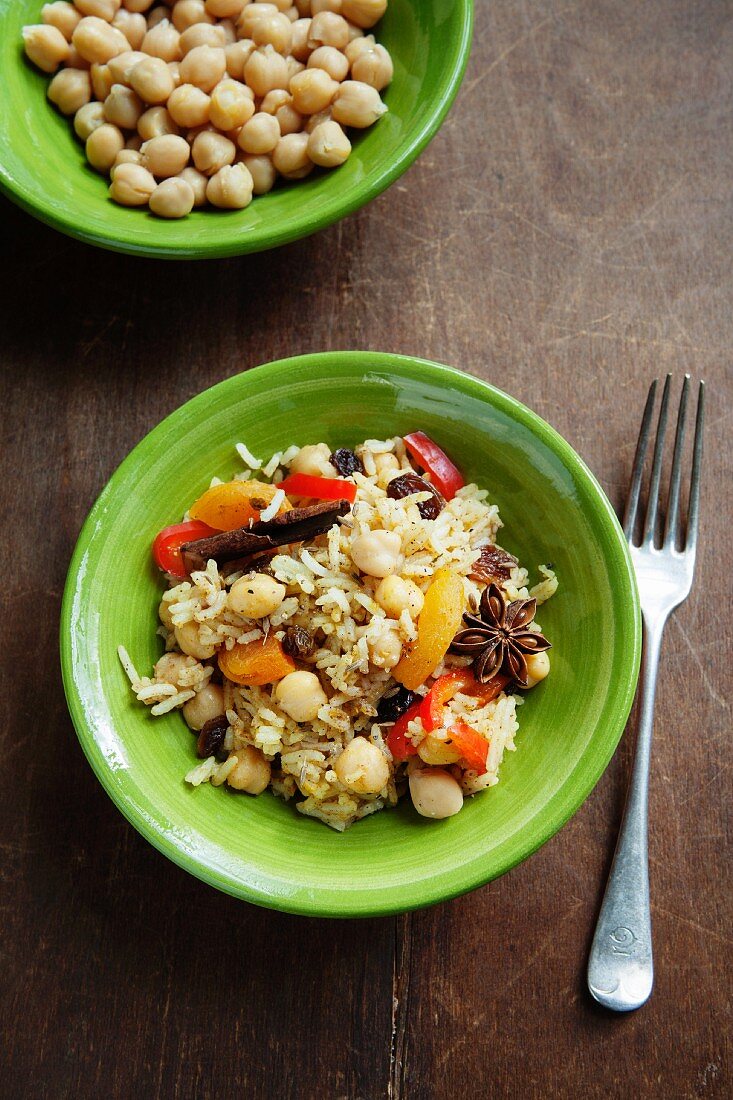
[2,1,731,1097]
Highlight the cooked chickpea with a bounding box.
[177,165,209,204]
[72,17,131,65]
[225,38,255,78]
[66,44,92,69]
[341,0,385,29]
[408,767,464,819]
[524,650,550,688]
[240,152,277,193]
[218,17,238,42]
[286,56,305,81]
[41,3,82,43]
[137,104,180,139]
[303,106,332,132]
[205,0,246,16]
[123,0,155,10]
[226,746,271,794]
[228,572,286,618]
[172,0,215,32]
[260,87,289,114]
[351,42,392,90]
[141,19,182,61]
[289,442,334,478]
[109,161,156,203]
[274,670,328,723]
[344,32,373,65]
[311,0,342,13]
[251,11,292,53]
[179,22,226,53]
[350,530,401,578]
[290,17,312,61]
[307,10,349,49]
[367,628,402,670]
[417,736,462,767]
[168,60,182,86]
[147,6,170,29]
[307,45,349,81]
[49,67,92,114]
[75,0,121,19]
[108,49,147,84]
[332,79,386,126]
[182,683,225,730]
[154,650,196,686]
[237,110,279,153]
[125,131,143,149]
[90,61,114,99]
[111,147,143,169]
[23,25,70,73]
[191,129,235,173]
[74,99,105,139]
[141,132,191,175]
[289,68,338,114]
[274,100,301,134]
[373,451,400,480]
[334,737,389,795]
[306,119,350,166]
[167,82,211,125]
[104,84,144,128]
[374,575,424,619]
[130,55,175,102]
[244,44,289,96]
[174,619,216,658]
[209,78,255,129]
[206,161,254,206]
[237,2,278,38]
[112,11,147,52]
[179,44,226,90]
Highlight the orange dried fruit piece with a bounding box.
[392,567,465,690]
[190,480,290,531]
[218,634,296,686]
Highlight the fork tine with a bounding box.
[663,375,690,548]
[642,374,672,545]
[622,379,658,540]
[685,380,705,553]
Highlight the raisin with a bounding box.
[376,686,418,723]
[197,715,228,759]
[387,472,444,520]
[330,448,363,477]
[282,626,315,660]
[469,545,517,583]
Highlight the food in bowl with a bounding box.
[119,431,557,830]
[22,0,391,218]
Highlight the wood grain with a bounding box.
[1,1,731,1097]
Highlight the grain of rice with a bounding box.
[236,442,262,469]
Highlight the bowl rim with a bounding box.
[60,351,641,916]
[0,1,474,259]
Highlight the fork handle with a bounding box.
[587,620,664,1011]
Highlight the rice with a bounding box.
[122,436,556,830]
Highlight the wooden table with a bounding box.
[2,1,731,1096]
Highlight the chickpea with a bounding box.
[225,39,255,79]
[111,147,143,169]
[138,105,180,139]
[141,132,191,175]
[240,152,276,193]
[218,18,238,43]
[41,3,82,43]
[90,62,114,99]
[227,572,286,618]
[108,49,147,83]
[367,628,402,670]
[237,111,279,154]
[86,123,124,171]
[306,119,350,166]
[112,11,147,51]
[104,84,144,128]
[182,683,225,730]
[171,0,215,32]
[351,43,392,90]
[285,56,305,81]
[374,575,424,619]
[179,22,226,53]
[373,451,400,484]
[350,530,401,578]
[109,161,157,204]
[167,83,211,126]
[154,650,196,686]
[123,0,155,10]
[191,130,235,174]
[304,106,332,132]
[22,25,70,73]
[273,101,299,135]
[175,165,207,204]
[524,650,551,689]
[244,44,289,96]
[417,736,462,767]
[274,670,327,723]
[344,31,373,65]
[334,737,389,795]
[74,99,105,139]
[66,44,91,69]
[332,79,386,127]
[260,87,289,114]
[206,162,254,207]
[226,746,271,794]
[307,11,349,49]
[341,0,385,29]
[205,0,246,16]
[290,18,312,61]
[130,55,175,102]
[408,767,464,819]
[147,6,170,28]
[48,68,92,115]
[179,44,226,91]
[236,2,278,38]
[311,0,342,12]
[168,60,182,87]
[72,17,131,65]
[289,442,334,477]
[126,132,143,149]
[174,620,216,658]
[141,20,182,61]
[289,68,338,114]
[251,12,292,53]
[75,0,121,20]
[209,78,255,129]
[272,132,312,176]
[307,45,349,81]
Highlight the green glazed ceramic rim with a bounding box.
[60,353,641,915]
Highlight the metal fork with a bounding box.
[587,375,705,1012]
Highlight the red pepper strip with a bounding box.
[420,671,512,731]
[448,721,489,775]
[153,520,219,579]
[403,431,465,501]
[385,700,422,761]
[279,472,357,504]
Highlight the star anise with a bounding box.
[450,583,551,687]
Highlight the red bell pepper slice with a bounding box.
[279,472,357,504]
[403,431,465,501]
[152,520,219,579]
[385,699,422,761]
[419,670,512,731]
[448,720,489,775]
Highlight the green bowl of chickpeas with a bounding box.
[1,0,473,257]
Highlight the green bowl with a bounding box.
[0,1,473,258]
[61,352,641,916]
